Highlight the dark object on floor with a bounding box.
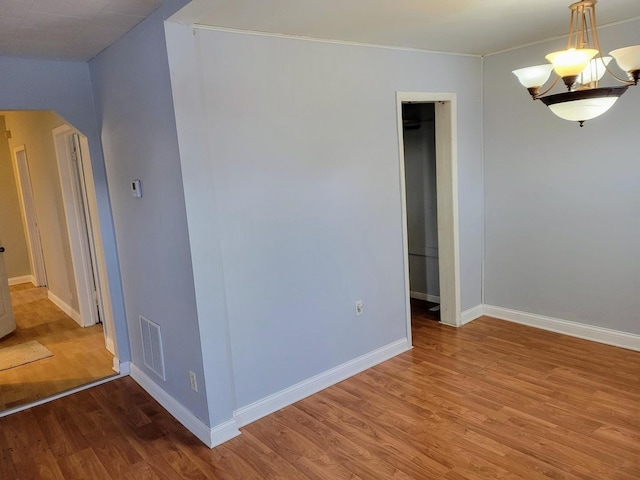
[411,297,440,322]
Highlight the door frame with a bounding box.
[12,145,48,287]
[396,92,461,335]
[53,124,117,355]
[0,237,17,339]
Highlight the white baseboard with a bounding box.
[105,336,116,356]
[119,361,131,375]
[47,290,82,326]
[113,359,131,374]
[8,275,35,286]
[410,291,440,303]
[234,338,411,428]
[461,305,484,325]
[130,363,240,448]
[483,305,640,352]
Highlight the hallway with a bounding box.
[0,283,114,411]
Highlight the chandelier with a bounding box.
[512,0,640,126]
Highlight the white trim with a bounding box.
[112,358,130,374]
[75,134,119,356]
[8,275,35,286]
[483,305,640,352]
[52,126,119,359]
[47,290,81,325]
[234,338,411,428]
[397,97,414,345]
[105,336,116,356]
[11,145,48,287]
[189,18,640,59]
[130,364,241,448]
[190,24,481,58]
[410,291,440,303]
[397,93,461,329]
[479,56,486,307]
[461,305,484,325]
[0,372,123,419]
[118,360,131,375]
[53,125,99,328]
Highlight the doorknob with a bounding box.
[0,247,4,252]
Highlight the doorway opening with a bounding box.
[0,111,117,414]
[396,93,461,341]
[12,146,48,288]
[401,103,441,323]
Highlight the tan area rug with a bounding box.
[0,340,53,371]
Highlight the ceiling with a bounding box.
[2,0,640,62]
[0,0,162,61]
[172,0,640,56]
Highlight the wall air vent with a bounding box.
[139,315,166,380]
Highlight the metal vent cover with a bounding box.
[139,315,166,380]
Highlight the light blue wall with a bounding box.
[483,19,640,334]
[0,55,130,361]
[166,26,484,414]
[89,0,210,423]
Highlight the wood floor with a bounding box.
[1,314,639,479]
[0,283,114,411]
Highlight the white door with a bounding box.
[14,146,48,287]
[72,134,103,325]
[0,242,17,340]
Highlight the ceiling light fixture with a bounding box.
[513,0,640,126]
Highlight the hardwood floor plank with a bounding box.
[278,405,417,480]
[0,314,639,479]
[247,413,366,480]
[56,447,115,480]
[217,430,314,479]
[295,394,451,479]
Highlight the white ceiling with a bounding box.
[171,0,640,56]
[2,0,639,62]
[0,0,162,61]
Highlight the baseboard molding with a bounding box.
[410,291,440,303]
[461,305,484,325]
[483,305,640,352]
[105,336,116,356]
[8,275,34,286]
[130,363,240,448]
[113,359,131,374]
[234,338,411,428]
[47,290,82,326]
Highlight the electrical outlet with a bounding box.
[355,300,364,316]
[189,371,198,392]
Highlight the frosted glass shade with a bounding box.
[577,56,611,85]
[548,97,617,122]
[545,48,598,77]
[540,86,628,123]
[610,45,640,73]
[512,65,554,88]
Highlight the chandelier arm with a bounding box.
[587,7,594,48]
[588,3,599,51]
[584,6,593,50]
[567,7,576,50]
[589,7,635,85]
[589,12,633,85]
[534,75,561,99]
[597,52,636,85]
